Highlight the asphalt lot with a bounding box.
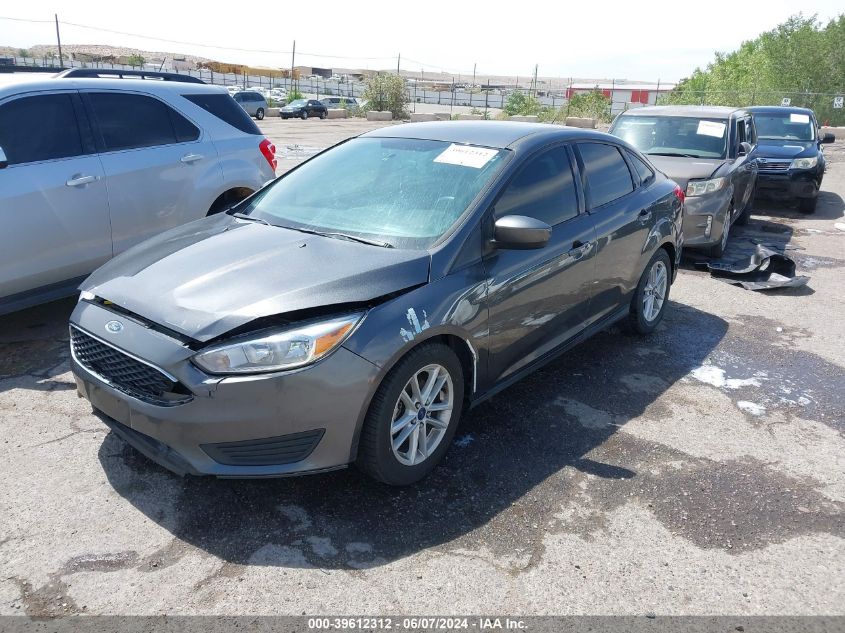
[1,122,843,617]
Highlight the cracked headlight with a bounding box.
[193,313,364,374]
[686,177,727,197]
[790,157,818,170]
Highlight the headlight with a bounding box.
[193,313,364,374]
[686,177,727,197]
[790,157,818,170]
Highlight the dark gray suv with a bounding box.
[69,122,684,485]
[611,105,757,258]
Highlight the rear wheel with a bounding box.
[357,343,464,486]
[798,197,817,214]
[320,110,328,119]
[625,249,671,335]
[255,108,265,120]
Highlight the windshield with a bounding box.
[612,115,728,159]
[288,99,306,107]
[237,137,506,249]
[753,112,815,141]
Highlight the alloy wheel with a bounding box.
[390,364,454,466]
[643,261,668,322]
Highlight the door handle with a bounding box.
[66,175,96,187]
[638,209,652,223]
[180,153,204,164]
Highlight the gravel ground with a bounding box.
[0,123,843,618]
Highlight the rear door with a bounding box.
[484,144,597,384]
[84,90,222,254]
[732,117,756,215]
[574,141,646,324]
[0,91,110,300]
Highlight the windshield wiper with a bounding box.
[648,152,702,159]
[285,226,394,248]
[230,212,270,226]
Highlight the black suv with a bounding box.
[747,106,835,213]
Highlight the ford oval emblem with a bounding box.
[105,320,124,334]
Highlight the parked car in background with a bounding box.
[232,90,268,120]
[280,99,328,120]
[0,70,276,314]
[320,96,358,109]
[69,121,683,485]
[747,106,835,213]
[269,88,287,101]
[610,105,757,258]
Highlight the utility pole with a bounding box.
[397,53,401,75]
[533,64,539,98]
[472,63,476,88]
[55,14,64,68]
[290,40,296,94]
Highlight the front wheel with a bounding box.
[255,108,265,120]
[357,343,464,486]
[625,249,671,335]
[735,187,754,226]
[301,110,308,120]
[707,214,730,259]
[798,197,817,214]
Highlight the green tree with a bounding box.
[661,14,845,125]
[503,91,542,116]
[126,54,146,67]
[362,74,409,119]
[567,90,612,122]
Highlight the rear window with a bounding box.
[183,93,261,135]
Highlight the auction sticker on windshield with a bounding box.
[790,113,811,124]
[697,120,726,138]
[434,144,498,168]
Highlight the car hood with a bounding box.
[646,156,728,190]
[756,141,816,159]
[281,105,302,111]
[81,214,431,342]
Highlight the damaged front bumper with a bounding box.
[70,300,380,477]
[681,188,732,249]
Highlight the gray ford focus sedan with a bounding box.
[70,122,684,485]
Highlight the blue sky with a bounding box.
[1,1,842,81]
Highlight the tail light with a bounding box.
[673,185,685,205]
[259,138,277,172]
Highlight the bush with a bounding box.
[503,91,542,116]
[126,54,146,67]
[566,90,612,122]
[363,74,409,119]
[286,89,304,103]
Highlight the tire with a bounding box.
[301,110,308,120]
[255,108,265,120]
[357,343,464,486]
[707,214,730,259]
[798,197,817,214]
[735,187,754,226]
[625,249,672,335]
[320,110,328,119]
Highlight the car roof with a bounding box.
[746,105,815,116]
[618,105,747,119]
[361,121,614,150]
[0,73,227,98]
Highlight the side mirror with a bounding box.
[0,146,7,169]
[738,141,753,156]
[493,215,551,250]
[821,132,835,144]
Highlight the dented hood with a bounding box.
[81,214,431,341]
[646,156,728,190]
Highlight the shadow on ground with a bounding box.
[98,301,729,569]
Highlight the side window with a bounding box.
[0,93,84,165]
[736,119,747,146]
[577,142,634,208]
[627,151,655,186]
[89,93,182,151]
[495,145,579,226]
[171,109,200,143]
[183,94,261,135]
[745,117,756,144]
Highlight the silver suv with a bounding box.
[0,70,277,314]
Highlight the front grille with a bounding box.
[757,160,790,172]
[201,429,325,466]
[71,326,191,406]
